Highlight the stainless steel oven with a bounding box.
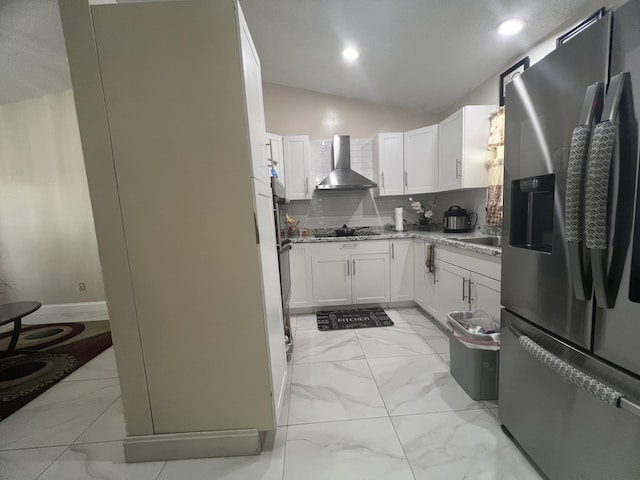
[271,177,292,352]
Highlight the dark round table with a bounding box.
[0,301,42,353]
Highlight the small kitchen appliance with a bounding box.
[443,205,477,233]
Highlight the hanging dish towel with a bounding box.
[485,107,505,227]
[425,243,434,273]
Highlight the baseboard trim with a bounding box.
[291,301,417,315]
[35,301,108,317]
[123,428,262,462]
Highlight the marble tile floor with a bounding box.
[0,307,542,480]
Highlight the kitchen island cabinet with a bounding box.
[61,0,285,462]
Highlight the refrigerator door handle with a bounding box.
[509,324,640,416]
[585,73,630,308]
[566,82,603,300]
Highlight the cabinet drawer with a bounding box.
[435,245,501,281]
[311,240,389,257]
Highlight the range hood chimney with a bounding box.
[316,135,378,190]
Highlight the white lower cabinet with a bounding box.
[432,260,468,326]
[469,272,501,322]
[426,245,501,328]
[413,239,427,309]
[351,254,390,304]
[390,239,413,302]
[311,241,390,307]
[290,243,313,309]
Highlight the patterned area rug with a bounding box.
[0,321,112,421]
[317,307,394,331]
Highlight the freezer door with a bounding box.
[593,0,640,377]
[500,310,640,480]
[502,14,611,349]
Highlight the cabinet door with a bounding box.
[390,239,413,302]
[375,133,404,196]
[460,105,495,189]
[404,125,438,194]
[312,255,351,306]
[351,254,390,304]
[290,243,313,309]
[413,239,427,309]
[438,109,463,192]
[432,259,468,327]
[252,179,286,422]
[239,14,270,186]
[283,136,310,200]
[266,133,284,185]
[470,272,501,324]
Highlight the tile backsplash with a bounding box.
[285,138,499,233]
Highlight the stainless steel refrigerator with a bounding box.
[501,1,640,478]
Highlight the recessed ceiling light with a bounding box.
[498,19,524,36]
[342,48,360,61]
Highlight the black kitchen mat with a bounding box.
[317,307,394,331]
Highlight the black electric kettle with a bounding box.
[443,206,478,233]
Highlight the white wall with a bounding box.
[0,90,105,303]
[263,82,438,139]
[440,0,622,119]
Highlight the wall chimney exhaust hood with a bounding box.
[316,135,377,190]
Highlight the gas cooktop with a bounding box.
[313,230,381,238]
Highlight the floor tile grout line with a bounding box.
[355,325,418,480]
[388,406,491,421]
[154,457,169,480]
[68,393,121,446]
[286,413,392,428]
[34,444,70,480]
[354,330,392,419]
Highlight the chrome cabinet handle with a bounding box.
[392,243,395,259]
[455,159,461,179]
[404,171,408,188]
[468,280,473,304]
[347,259,350,276]
[381,172,385,189]
[353,259,356,276]
[304,177,309,195]
[462,277,467,301]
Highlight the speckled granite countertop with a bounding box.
[290,229,502,257]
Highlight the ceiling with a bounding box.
[0,0,621,112]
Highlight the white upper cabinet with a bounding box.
[438,105,495,192]
[266,133,284,185]
[404,125,438,194]
[373,133,404,196]
[373,127,438,196]
[283,135,311,200]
